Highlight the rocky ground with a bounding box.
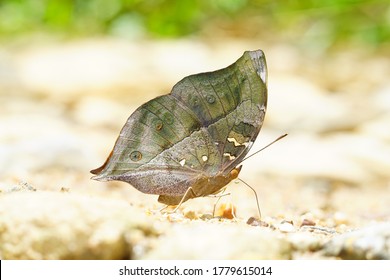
[0,38,389,259]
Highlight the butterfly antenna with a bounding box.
[243,133,288,162]
[238,178,262,219]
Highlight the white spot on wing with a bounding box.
[227,137,240,146]
[223,153,236,160]
[179,159,186,166]
[227,137,250,147]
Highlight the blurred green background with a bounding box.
[1,0,389,50]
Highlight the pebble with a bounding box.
[247,217,270,227]
[301,219,316,227]
[199,213,214,220]
[214,203,236,219]
[184,210,198,220]
[279,221,296,233]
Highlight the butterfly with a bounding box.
[91,49,268,207]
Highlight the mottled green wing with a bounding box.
[171,49,267,174]
[91,50,267,197]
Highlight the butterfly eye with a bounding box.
[130,151,142,162]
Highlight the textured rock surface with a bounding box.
[143,222,292,259]
[0,191,156,259]
[322,223,390,260]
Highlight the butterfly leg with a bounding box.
[168,187,197,213]
[238,178,262,219]
[157,205,169,212]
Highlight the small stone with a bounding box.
[301,219,316,227]
[199,213,214,220]
[184,210,198,220]
[247,217,269,227]
[279,221,296,233]
[214,203,236,219]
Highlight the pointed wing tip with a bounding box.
[90,165,110,181]
[247,49,265,55]
[245,49,267,85]
[90,166,102,175]
[90,168,102,181]
[245,49,265,60]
